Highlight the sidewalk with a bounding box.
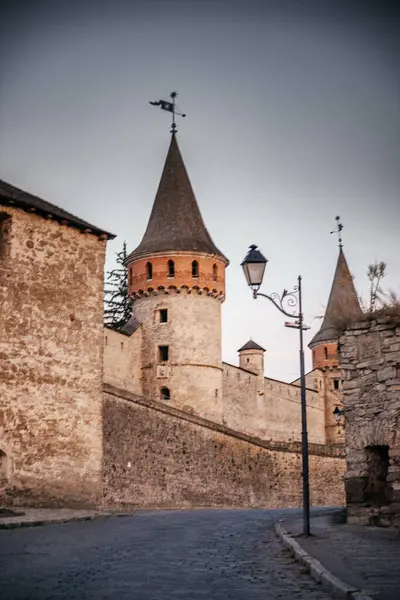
[277,509,400,600]
[0,507,131,529]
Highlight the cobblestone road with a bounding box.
[0,509,333,600]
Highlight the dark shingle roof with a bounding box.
[238,340,266,352]
[309,249,362,348]
[119,316,141,336]
[126,134,228,263]
[0,179,115,239]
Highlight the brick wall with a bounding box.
[102,385,345,509]
[129,253,226,299]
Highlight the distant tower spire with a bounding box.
[330,215,343,251]
[149,91,186,134]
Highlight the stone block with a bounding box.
[385,351,400,364]
[357,358,384,369]
[377,367,396,382]
[343,380,359,390]
[359,373,377,386]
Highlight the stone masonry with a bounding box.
[340,316,400,526]
[0,190,112,508]
[102,385,345,509]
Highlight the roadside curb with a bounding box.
[274,522,374,600]
[0,512,133,530]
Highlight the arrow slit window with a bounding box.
[146,262,153,280]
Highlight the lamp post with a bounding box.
[241,244,311,537]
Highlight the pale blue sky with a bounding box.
[1,0,399,381]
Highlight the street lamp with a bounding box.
[241,244,311,537]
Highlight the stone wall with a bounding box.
[223,364,326,444]
[0,206,106,507]
[340,317,400,526]
[102,385,345,509]
[132,291,224,422]
[103,326,143,397]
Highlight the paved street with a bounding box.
[0,509,332,600]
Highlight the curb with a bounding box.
[274,522,374,600]
[0,512,133,530]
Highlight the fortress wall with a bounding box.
[102,385,345,509]
[222,364,326,444]
[103,326,143,397]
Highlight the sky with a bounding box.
[1,0,399,381]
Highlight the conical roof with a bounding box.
[127,135,228,263]
[309,249,362,348]
[238,340,265,352]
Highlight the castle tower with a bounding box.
[309,247,361,444]
[238,340,265,376]
[124,134,229,422]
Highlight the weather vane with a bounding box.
[149,91,186,134]
[330,215,343,250]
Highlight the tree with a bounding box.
[367,261,387,313]
[104,241,132,328]
[357,261,399,316]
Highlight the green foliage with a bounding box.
[104,241,132,329]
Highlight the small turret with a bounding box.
[309,224,361,446]
[123,133,229,422]
[238,340,265,375]
[309,248,361,369]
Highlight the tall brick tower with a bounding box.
[124,133,229,422]
[309,247,361,444]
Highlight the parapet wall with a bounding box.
[102,384,345,509]
[222,364,326,444]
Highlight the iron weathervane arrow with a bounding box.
[149,91,186,134]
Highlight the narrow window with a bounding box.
[128,266,133,286]
[160,309,168,323]
[333,378,340,390]
[0,213,12,259]
[324,346,328,359]
[159,345,169,362]
[247,358,250,363]
[160,387,170,401]
[192,260,199,278]
[146,262,153,280]
[212,263,217,281]
[0,450,8,478]
[168,260,175,278]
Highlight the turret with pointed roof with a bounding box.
[309,249,361,349]
[126,134,228,263]
[124,133,228,419]
[238,339,265,375]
